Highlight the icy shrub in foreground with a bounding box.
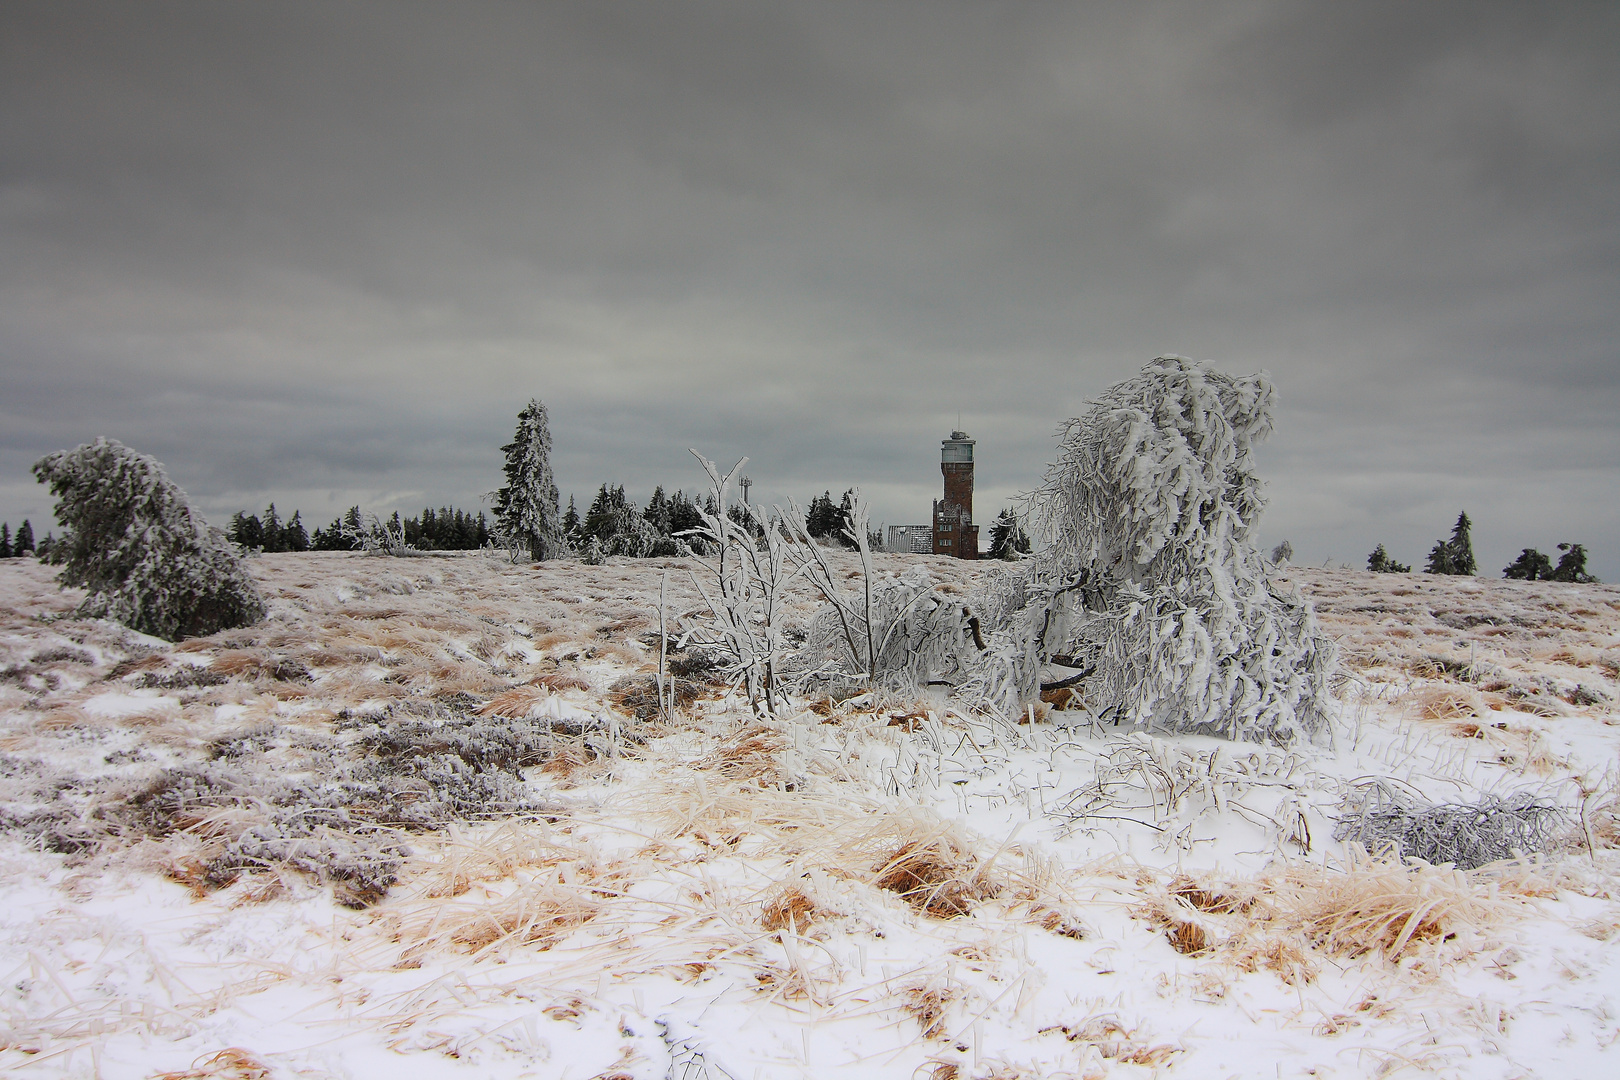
[33,438,266,640]
[965,357,1333,744]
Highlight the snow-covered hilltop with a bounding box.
[1,552,1617,1078]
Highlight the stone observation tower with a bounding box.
[932,430,978,558]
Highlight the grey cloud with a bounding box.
[2,1,1616,579]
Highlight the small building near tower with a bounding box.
[933,430,978,558]
[885,524,933,554]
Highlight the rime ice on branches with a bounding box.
[493,398,565,561]
[967,357,1333,745]
[32,437,266,640]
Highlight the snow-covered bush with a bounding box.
[1333,781,1566,869]
[962,357,1333,744]
[32,438,266,641]
[680,452,806,716]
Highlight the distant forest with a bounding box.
[227,505,492,552]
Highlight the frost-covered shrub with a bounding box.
[797,563,981,694]
[961,357,1333,744]
[1333,782,1566,869]
[32,438,266,641]
[601,506,662,557]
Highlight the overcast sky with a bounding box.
[3,1,1616,578]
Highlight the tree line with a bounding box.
[1367,511,1597,582]
[226,504,493,552]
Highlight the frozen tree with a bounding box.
[957,357,1333,744]
[492,399,563,560]
[1551,542,1597,583]
[1502,547,1553,580]
[1269,539,1293,565]
[16,519,34,555]
[1368,544,1411,574]
[32,438,266,640]
[1425,512,1476,576]
[987,508,1031,560]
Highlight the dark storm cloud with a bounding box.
[2,1,1616,578]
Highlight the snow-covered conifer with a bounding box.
[1425,512,1476,576]
[284,510,309,552]
[1502,547,1553,580]
[961,357,1333,745]
[1551,542,1597,583]
[32,438,266,640]
[987,508,1031,560]
[1368,544,1410,574]
[14,520,33,556]
[493,399,563,560]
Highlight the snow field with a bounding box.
[1,553,1618,1078]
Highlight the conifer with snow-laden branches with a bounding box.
[492,399,564,560]
[32,438,266,640]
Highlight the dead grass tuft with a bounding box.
[698,724,791,786]
[1169,874,1257,915]
[150,1047,273,1079]
[476,685,551,719]
[872,838,999,918]
[1282,855,1499,958]
[1410,685,1482,721]
[760,882,835,934]
[902,979,958,1039]
[1039,1016,1181,1065]
[388,880,600,960]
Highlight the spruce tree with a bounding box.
[1551,543,1597,583]
[987,508,1030,560]
[261,504,284,553]
[1425,512,1475,575]
[284,511,309,552]
[585,484,616,540]
[805,492,839,538]
[0,523,11,558]
[493,399,563,560]
[835,489,858,547]
[32,438,265,640]
[645,485,672,535]
[16,520,34,555]
[669,491,703,536]
[228,511,262,549]
[1447,512,1476,575]
[1503,548,1553,580]
[1368,544,1411,573]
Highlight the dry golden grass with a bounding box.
[698,724,791,786]
[389,881,601,959]
[871,837,1000,918]
[150,1047,272,1079]
[902,979,958,1039]
[1141,851,1527,983]
[759,882,835,934]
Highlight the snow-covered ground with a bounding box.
[2,552,1617,1079]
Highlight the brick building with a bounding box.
[932,430,977,558]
